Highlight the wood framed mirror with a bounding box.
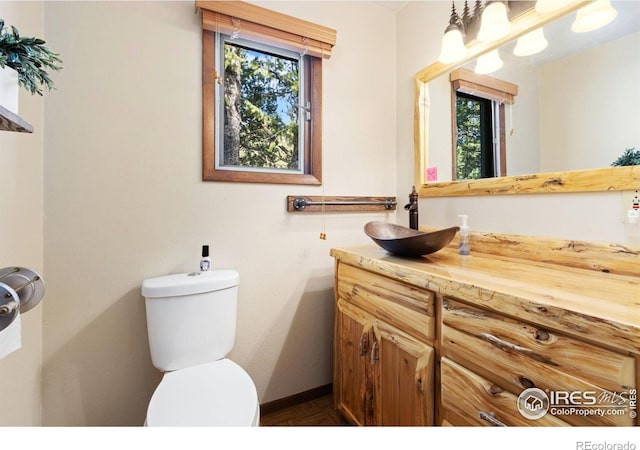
[414,1,640,197]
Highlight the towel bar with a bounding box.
[287,195,397,212]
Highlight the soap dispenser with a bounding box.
[458,215,470,255]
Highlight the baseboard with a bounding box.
[259,384,332,416]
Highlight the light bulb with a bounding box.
[475,50,503,74]
[572,0,617,33]
[477,1,511,42]
[513,28,548,56]
[438,28,468,64]
[439,2,468,64]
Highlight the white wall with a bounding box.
[539,31,640,172]
[42,1,396,425]
[396,0,635,245]
[396,0,448,206]
[499,64,541,176]
[0,1,44,426]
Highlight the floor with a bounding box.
[260,393,350,426]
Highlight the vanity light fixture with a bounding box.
[438,2,468,64]
[438,1,565,66]
[572,0,618,33]
[438,1,531,65]
[477,1,511,42]
[474,49,504,74]
[513,27,548,56]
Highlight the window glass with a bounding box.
[217,37,305,174]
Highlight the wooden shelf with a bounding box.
[0,104,33,133]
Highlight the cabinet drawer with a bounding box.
[442,298,636,426]
[337,263,435,344]
[441,357,569,426]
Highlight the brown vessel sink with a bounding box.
[364,221,459,257]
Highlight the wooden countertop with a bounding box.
[330,245,640,355]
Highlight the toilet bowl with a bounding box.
[146,359,259,427]
[141,270,259,426]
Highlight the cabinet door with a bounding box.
[334,298,372,426]
[373,319,435,426]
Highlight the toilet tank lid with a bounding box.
[142,270,239,298]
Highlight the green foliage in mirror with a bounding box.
[611,148,640,167]
[456,95,482,180]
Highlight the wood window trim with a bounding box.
[198,1,336,59]
[450,68,516,179]
[202,30,323,184]
[198,1,335,185]
[450,68,518,104]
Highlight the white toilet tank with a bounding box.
[141,270,239,372]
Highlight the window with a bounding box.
[217,37,307,174]
[198,2,336,185]
[450,68,517,180]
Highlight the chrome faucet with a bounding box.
[404,186,419,230]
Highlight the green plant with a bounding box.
[611,148,640,167]
[0,19,62,96]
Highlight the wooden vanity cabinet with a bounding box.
[333,262,436,426]
[331,243,639,427]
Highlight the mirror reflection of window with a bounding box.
[450,69,516,181]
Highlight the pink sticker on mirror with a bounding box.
[426,167,438,181]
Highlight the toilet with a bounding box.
[141,270,259,426]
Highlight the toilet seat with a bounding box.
[146,359,259,427]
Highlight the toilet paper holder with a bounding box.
[0,267,45,333]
